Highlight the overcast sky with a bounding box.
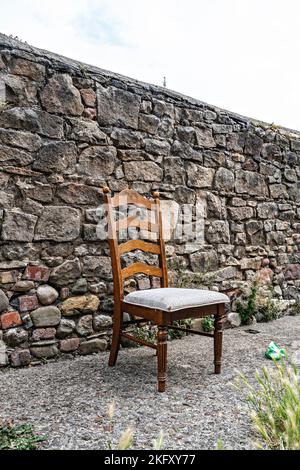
[1,0,300,130]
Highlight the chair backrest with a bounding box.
[103,187,168,304]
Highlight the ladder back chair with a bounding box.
[103,186,229,392]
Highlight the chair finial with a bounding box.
[103,186,110,194]
[152,190,160,199]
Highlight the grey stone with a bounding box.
[0,107,64,138]
[257,202,278,219]
[2,210,37,242]
[207,193,226,219]
[261,143,282,162]
[236,170,268,196]
[97,85,140,129]
[190,251,219,273]
[71,278,88,295]
[0,289,9,313]
[186,162,215,188]
[174,186,196,204]
[177,126,195,144]
[214,168,234,191]
[227,312,241,327]
[0,129,42,151]
[0,340,8,366]
[171,140,202,162]
[111,128,142,148]
[228,206,254,221]
[195,127,216,148]
[269,184,288,199]
[67,117,107,143]
[24,183,53,203]
[79,338,107,355]
[144,138,171,156]
[35,206,81,242]
[244,132,263,155]
[36,285,59,305]
[139,114,160,134]
[93,314,113,331]
[212,124,233,134]
[49,258,81,286]
[56,319,76,338]
[206,221,230,244]
[227,133,245,152]
[164,157,185,185]
[10,349,31,367]
[30,306,61,327]
[76,315,93,336]
[81,256,112,279]
[77,146,116,177]
[41,74,84,115]
[124,161,162,182]
[89,282,107,295]
[0,145,34,166]
[30,344,59,358]
[13,281,35,292]
[33,142,77,174]
[3,327,28,346]
[0,191,14,209]
[56,183,102,205]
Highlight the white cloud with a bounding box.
[1,0,300,130]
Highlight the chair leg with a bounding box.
[109,307,123,367]
[214,305,224,374]
[157,326,168,392]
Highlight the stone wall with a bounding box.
[0,33,299,367]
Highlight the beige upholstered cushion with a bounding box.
[124,288,229,312]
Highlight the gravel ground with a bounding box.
[1,315,300,450]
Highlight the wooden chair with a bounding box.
[103,186,229,392]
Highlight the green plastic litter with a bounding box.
[265,341,286,360]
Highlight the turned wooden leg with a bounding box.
[157,326,168,392]
[214,304,224,374]
[109,307,123,367]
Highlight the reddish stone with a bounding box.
[256,268,274,284]
[80,88,96,107]
[60,338,80,352]
[32,328,56,342]
[60,287,70,301]
[23,266,50,282]
[10,349,31,367]
[83,108,97,120]
[19,294,39,312]
[284,264,300,281]
[1,311,22,330]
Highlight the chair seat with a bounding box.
[124,287,229,312]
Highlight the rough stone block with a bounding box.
[30,344,59,358]
[59,338,80,352]
[41,74,84,116]
[19,294,39,312]
[1,210,37,242]
[79,338,107,355]
[97,85,141,129]
[10,349,31,367]
[34,206,81,242]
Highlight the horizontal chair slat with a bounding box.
[112,189,153,210]
[119,239,161,255]
[122,262,162,279]
[116,216,158,232]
